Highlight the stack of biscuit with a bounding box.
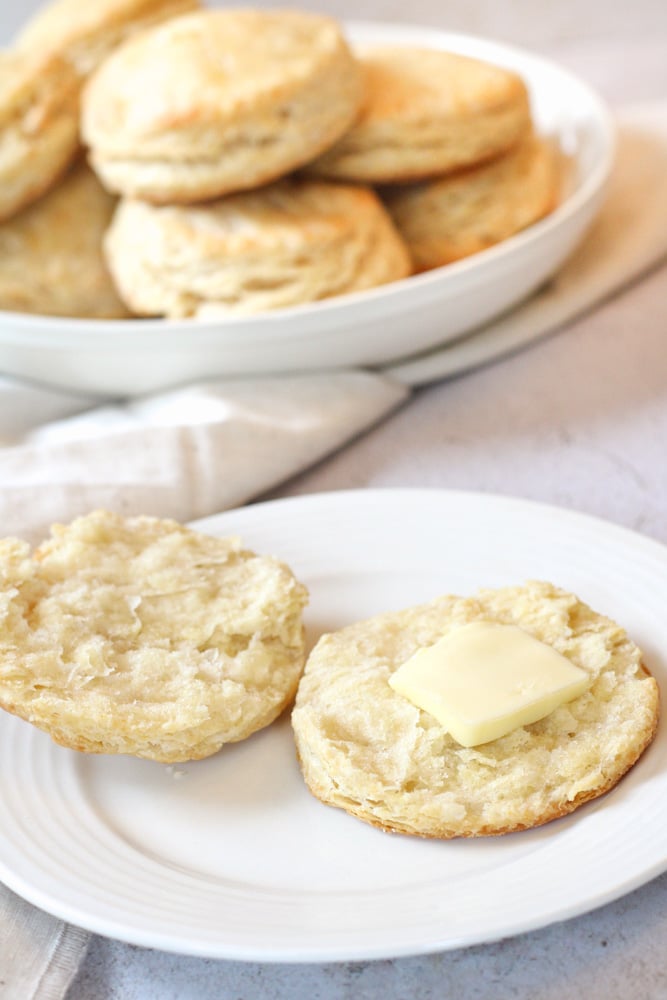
[0,1,560,319]
[0,0,202,318]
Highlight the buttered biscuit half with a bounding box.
[292,581,659,838]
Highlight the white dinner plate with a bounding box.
[0,24,614,396]
[0,489,665,961]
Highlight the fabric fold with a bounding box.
[0,887,89,1000]
[0,371,408,540]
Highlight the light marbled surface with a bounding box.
[1,1,666,997]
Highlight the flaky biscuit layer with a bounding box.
[0,511,309,762]
[307,46,531,183]
[104,179,411,317]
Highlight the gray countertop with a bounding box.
[2,1,667,996]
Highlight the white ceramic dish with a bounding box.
[0,489,664,961]
[0,24,614,397]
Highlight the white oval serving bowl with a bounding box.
[0,22,614,397]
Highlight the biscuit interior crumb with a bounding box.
[0,511,308,761]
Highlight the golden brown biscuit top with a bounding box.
[355,46,528,123]
[17,0,197,54]
[82,9,357,142]
[0,48,79,129]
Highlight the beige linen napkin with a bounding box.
[0,891,89,1000]
[1,103,667,999]
[0,371,409,541]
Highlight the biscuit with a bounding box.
[81,10,363,203]
[383,136,559,270]
[291,581,659,838]
[306,46,531,184]
[0,49,80,223]
[16,0,200,76]
[0,511,309,763]
[104,179,412,317]
[0,161,129,318]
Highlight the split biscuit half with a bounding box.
[0,511,309,763]
[104,179,412,317]
[81,9,363,203]
[306,46,531,184]
[0,161,129,318]
[291,581,659,838]
[0,49,80,223]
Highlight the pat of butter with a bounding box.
[389,621,590,747]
